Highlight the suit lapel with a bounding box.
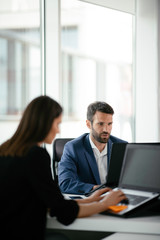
[84,135,101,184]
[107,138,113,167]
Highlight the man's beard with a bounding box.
[91,126,110,143]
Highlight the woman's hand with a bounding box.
[87,187,112,202]
[101,189,127,207]
[75,187,127,208]
[77,189,127,218]
[76,187,112,204]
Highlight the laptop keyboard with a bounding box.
[125,194,148,205]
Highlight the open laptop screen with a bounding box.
[119,144,160,192]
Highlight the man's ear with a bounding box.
[86,120,91,129]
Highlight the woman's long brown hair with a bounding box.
[0,95,62,157]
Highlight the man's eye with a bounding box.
[98,123,103,126]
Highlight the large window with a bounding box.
[60,0,134,142]
[0,0,41,143]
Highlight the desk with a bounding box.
[102,233,160,240]
[47,214,160,235]
[47,194,160,239]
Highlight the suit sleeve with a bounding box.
[58,143,94,194]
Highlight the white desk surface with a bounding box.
[47,194,160,235]
[47,214,160,235]
[102,233,160,240]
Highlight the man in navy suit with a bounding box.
[58,101,127,194]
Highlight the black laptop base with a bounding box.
[101,197,160,218]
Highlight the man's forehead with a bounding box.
[93,111,113,121]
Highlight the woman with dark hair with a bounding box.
[0,95,126,240]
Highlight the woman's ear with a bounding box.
[86,120,91,130]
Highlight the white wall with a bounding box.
[135,0,160,142]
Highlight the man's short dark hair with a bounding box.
[87,101,114,122]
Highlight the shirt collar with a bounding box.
[89,134,107,156]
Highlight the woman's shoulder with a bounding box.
[25,145,51,169]
[27,145,50,159]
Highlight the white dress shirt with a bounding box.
[89,135,108,184]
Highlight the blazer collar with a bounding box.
[107,138,113,164]
[83,134,101,184]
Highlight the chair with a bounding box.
[52,138,74,183]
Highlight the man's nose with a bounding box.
[103,124,109,132]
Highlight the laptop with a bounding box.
[105,144,160,217]
[85,142,127,196]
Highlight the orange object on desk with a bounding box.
[108,205,128,213]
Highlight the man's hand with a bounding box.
[92,185,99,190]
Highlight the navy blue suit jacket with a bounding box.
[58,133,127,194]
